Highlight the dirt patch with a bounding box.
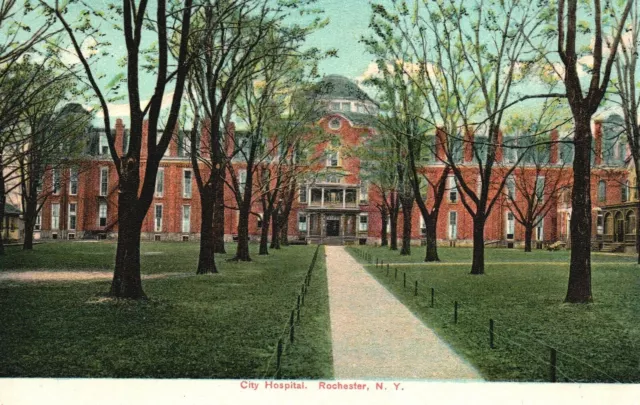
[0,271,186,283]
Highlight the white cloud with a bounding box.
[60,37,99,67]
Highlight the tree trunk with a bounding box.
[213,172,226,254]
[424,217,439,262]
[233,203,251,261]
[470,215,486,275]
[270,213,281,249]
[389,207,398,250]
[110,188,145,298]
[259,210,271,255]
[400,197,413,255]
[380,208,388,247]
[634,159,640,264]
[22,196,38,251]
[565,117,593,303]
[280,221,289,246]
[524,225,533,253]
[197,187,217,274]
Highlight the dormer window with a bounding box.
[329,118,341,130]
[341,102,351,112]
[330,102,340,111]
[327,151,339,167]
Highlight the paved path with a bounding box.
[325,246,482,380]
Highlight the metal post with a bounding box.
[489,319,495,349]
[376,258,378,267]
[431,288,435,307]
[550,348,557,382]
[297,296,301,323]
[395,268,398,280]
[454,301,458,324]
[414,280,418,296]
[403,272,406,288]
[386,264,389,276]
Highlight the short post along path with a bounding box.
[325,246,482,380]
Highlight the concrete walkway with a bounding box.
[325,246,482,380]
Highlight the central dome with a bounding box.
[316,75,375,103]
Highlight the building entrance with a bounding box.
[326,219,340,237]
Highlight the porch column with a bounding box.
[341,214,345,237]
[321,188,325,208]
[320,213,325,238]
[342,189,346,208]
[306,214,310,238]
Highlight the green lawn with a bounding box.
[0,242,333,379]
[349,244,639,264]
[347,245,640,383]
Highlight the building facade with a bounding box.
[35,75,629,248]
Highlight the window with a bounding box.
[154,204,163,232]
[597,212,604,235]
[299,185,307,203]
[598,180,606,202]
[99,133,109,155]
[360,181,368,203]
[622,181,629,202]
[535,176,545,202]
[330,102,340,111]
[448,176,458,203]
[183,169,192,198]
[506,211,515,239]
[326,174,339,183]
[420,216,426,235]
[98,203,107,227]
[341,102,351,112]
[506,175,516,201]
[69,168,78,195]
[238,169,247,194]
[327,151,339,167]
[359,214,368,232]
[536,216,544,241]
[155,168,165,198]
[100,167,108,196]
[448,211,458,239]
[328,118,341,130]
[298,214,307,232]
[68,203,77,230]
[35,214,41,231]
[52,169,60,195]
[477,174,482,195]
[51,203,60,230]
[182,205,191,233]
[256,213,263,229]
[357,103,366,113]
[419,177,428,201]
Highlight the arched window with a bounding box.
[598,180,606,202]
[626,211,636,235]
[622,181,630,202]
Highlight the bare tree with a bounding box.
[557,0,633,302]
[49,0,195,298]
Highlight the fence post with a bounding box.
[489,319,495,349]
[454,301,458,324]
[276,338,283,379]
[431,288,435,307]
[403,272,406,289]
[550,348,557,383]
[297,296,301,323]
[289,310,295,343]
[381,259,384,268]
[301,284,305,306]
[414,280,418,296]
[386,264,389,276]
[395,268,398,280]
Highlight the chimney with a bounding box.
[141,120,150,159]
[550,129,559,164]
[200,118,211,160]
[435,128,447,162]
[464,127,474,163]
[495,130,503,163]
[594,120,603,166]
[114,119,125,154]
[168,125,179,157]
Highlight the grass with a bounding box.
[0,242,333,379]
[346,245,640,383]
